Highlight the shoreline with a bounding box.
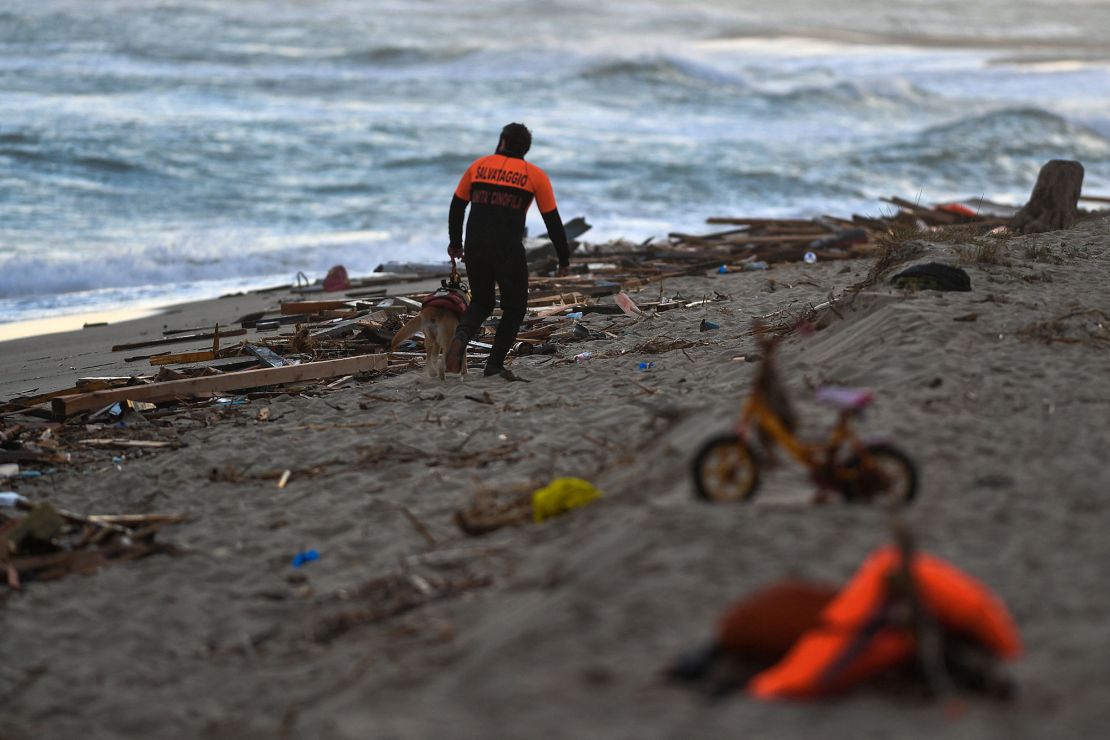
[0,304,166,344]
[0,273,444,402]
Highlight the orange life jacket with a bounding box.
[717,580,838,664]
[748,546,1021,699]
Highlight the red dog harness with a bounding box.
[423,285,468,315]
[421,259,469,315]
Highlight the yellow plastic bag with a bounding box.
[531,478,601,523]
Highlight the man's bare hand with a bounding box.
[448,243,464,260]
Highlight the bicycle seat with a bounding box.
[815,386,874,412]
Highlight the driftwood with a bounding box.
[1010,159,1084,234]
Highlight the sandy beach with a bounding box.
[2,214,1109,738]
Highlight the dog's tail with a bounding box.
[389,313,424,352]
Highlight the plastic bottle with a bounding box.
[804,251,817,264]
[717,265,729,274]
[747,261,769,271]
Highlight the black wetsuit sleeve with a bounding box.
[541,208,570,267]
[449,194,468,247]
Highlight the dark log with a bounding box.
[1010,160,1084,234]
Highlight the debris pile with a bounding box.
[1,190,1096,475]
[1,494,183,592]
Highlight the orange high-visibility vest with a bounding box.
[748,546,1021,699]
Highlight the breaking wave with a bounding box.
[0,231,409,301]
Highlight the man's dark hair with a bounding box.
[499,122,532,157]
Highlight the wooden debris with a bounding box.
[2,501,181,591]
[280,300,354,315]
[0,196,1025,433]
[111,328,245,352]
[51,354,388,419]
[149,350,219,366]
[77,439,177,449]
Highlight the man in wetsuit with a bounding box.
[445,122,570,378]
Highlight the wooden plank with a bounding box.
[880,197,959,224]
[2,386,84,410]
[111,329,246,352]
[149,350,217,366]
[394,296,424,310]
[667,226,750,240]
[78,439,176,449]
[75,377,136,389]
[344,288,389,298]
[533,303,584,318]
[1079,194,1110,204]
[527,291,584,307]
[310,313,370,339]
[705,217,822,227]
[51,354,388,419]
[162,326,213,336]
[280,300,353,315]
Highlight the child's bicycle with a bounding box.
[692,336,918,505]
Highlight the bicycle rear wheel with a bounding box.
[692,434,762,503]
[844,443,918,505]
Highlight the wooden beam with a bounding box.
[111,329,246,352]
[52,354,387,419]
[1079,194,1110,204]
[149,350,217,366]
[706,217,822,227]
[880,197,959,224]
[310,314,371,339]
[280,300,353,315]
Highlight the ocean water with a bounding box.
[2,0,1109,324]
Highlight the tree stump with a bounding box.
[1009,159,1084,234]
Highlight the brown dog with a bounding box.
[390,307,467,380]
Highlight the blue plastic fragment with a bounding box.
[291,549,320,568]
[717,265,729,274]
[565,312,583,319]
[638,362,654,370]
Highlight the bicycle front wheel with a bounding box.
[692,433,762,503]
